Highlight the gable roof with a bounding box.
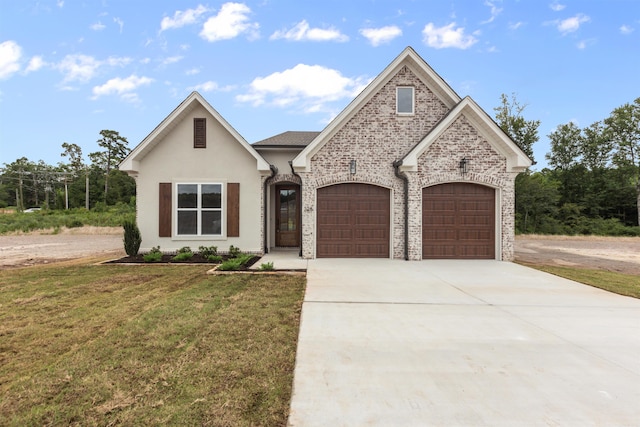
[120,91,271,174]
[292,46,462,171]
[400,96,532,172]
[253,131,320,148]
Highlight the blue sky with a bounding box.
[0,0,638,170]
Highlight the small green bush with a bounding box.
[208,255,223,263]
[218,253,254,271]
[199,245,218,257]
[173,246,194,261]
[228,245,241,258]
[143,246,162,263]
[67,219,84,228]
[122,220,142,256]
[260,262,274,271]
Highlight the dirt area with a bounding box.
[0,227,124,269]
[515,234,640,275]
[1,228,639,274]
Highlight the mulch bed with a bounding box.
[106,254,261,269]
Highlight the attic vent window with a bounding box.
[194,118,206,148]
[397,87,414,115]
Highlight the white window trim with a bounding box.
[396,86,415,115]
[174,182,225,239]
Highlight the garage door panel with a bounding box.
[317,183,390,258]
[423,183,495,259]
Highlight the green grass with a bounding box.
[519,263,640,299]
[0,263,305,426]
[0,204,135,234]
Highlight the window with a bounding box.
[194,118,206,148]
[176,183,222,235]
[397,87,414,115]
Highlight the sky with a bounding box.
[0,0,638,170]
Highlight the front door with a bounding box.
[276,185,299,247]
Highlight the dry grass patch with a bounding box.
[0,264,305,426]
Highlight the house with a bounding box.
[119,46,531,261]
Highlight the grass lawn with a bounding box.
[0,262,305,426]
[518,263,640,299]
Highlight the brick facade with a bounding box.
[298,66,520,260]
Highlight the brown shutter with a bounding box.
[194,118,206,148]
[227,183,240,237]
[159,183,172,237]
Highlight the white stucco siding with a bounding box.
[136,104,264,254]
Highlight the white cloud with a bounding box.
[620,25,634,35]
[508,21,525,30]
[90,21,106,31]
[557,14,590,34]
[92,74,153,100]
[162,55,183,65]
[359,26,402,46]
[186,67,201,75]
[57,0,64,7]
[270,20,349,42]
[57,54,100,82]
[160,5,209,32]
[200,2,259,42]
[56,54,131,83]
[0,40,22,79]
[481,1,503,24]
[114,17,124,33]
[25,56,45,73]
[236,64,369,113]
[187,81,238,93]
[550,2,566,12]
[422,23,478,49]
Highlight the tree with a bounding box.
[90,130,130,203]
[61,142,85,175]
[493,93,540,164]
[604,98,640,225]
[546,122,586,207]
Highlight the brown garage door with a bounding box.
[422,183,495,259]
[317,183,390,258]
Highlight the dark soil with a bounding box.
[107,254,261,268]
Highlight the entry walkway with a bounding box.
[249,248,307,271]
[288,259,640,426]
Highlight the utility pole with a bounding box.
[85,167,90,210]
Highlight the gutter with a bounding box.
[393,160,409,261]
[289,161,303,258]
[263,165,278,254]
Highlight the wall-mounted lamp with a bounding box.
[459,157,469,176]
[349,159,357,175]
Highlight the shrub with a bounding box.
[228,245,241,258]
[143,246,162,263]
[260,262,274,271]
[67,219,84,228]
[122,220,142,256]
[218,253,254,271]
[173,246,194,261]
[208,255,223,263]
[198,245,218,258]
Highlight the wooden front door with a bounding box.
[276,185,300,247]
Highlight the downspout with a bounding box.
[263,165,278,254]
[393,160,409,261]
[289,161,303,258]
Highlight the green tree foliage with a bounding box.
[494,93,540,164]
[91,130,131,203]
[604,97,640,225]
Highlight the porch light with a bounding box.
[349,159,357,175]
[459,157,469,176]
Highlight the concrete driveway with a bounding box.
[288,259,640,426]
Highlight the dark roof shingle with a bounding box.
[253,131,320,147]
